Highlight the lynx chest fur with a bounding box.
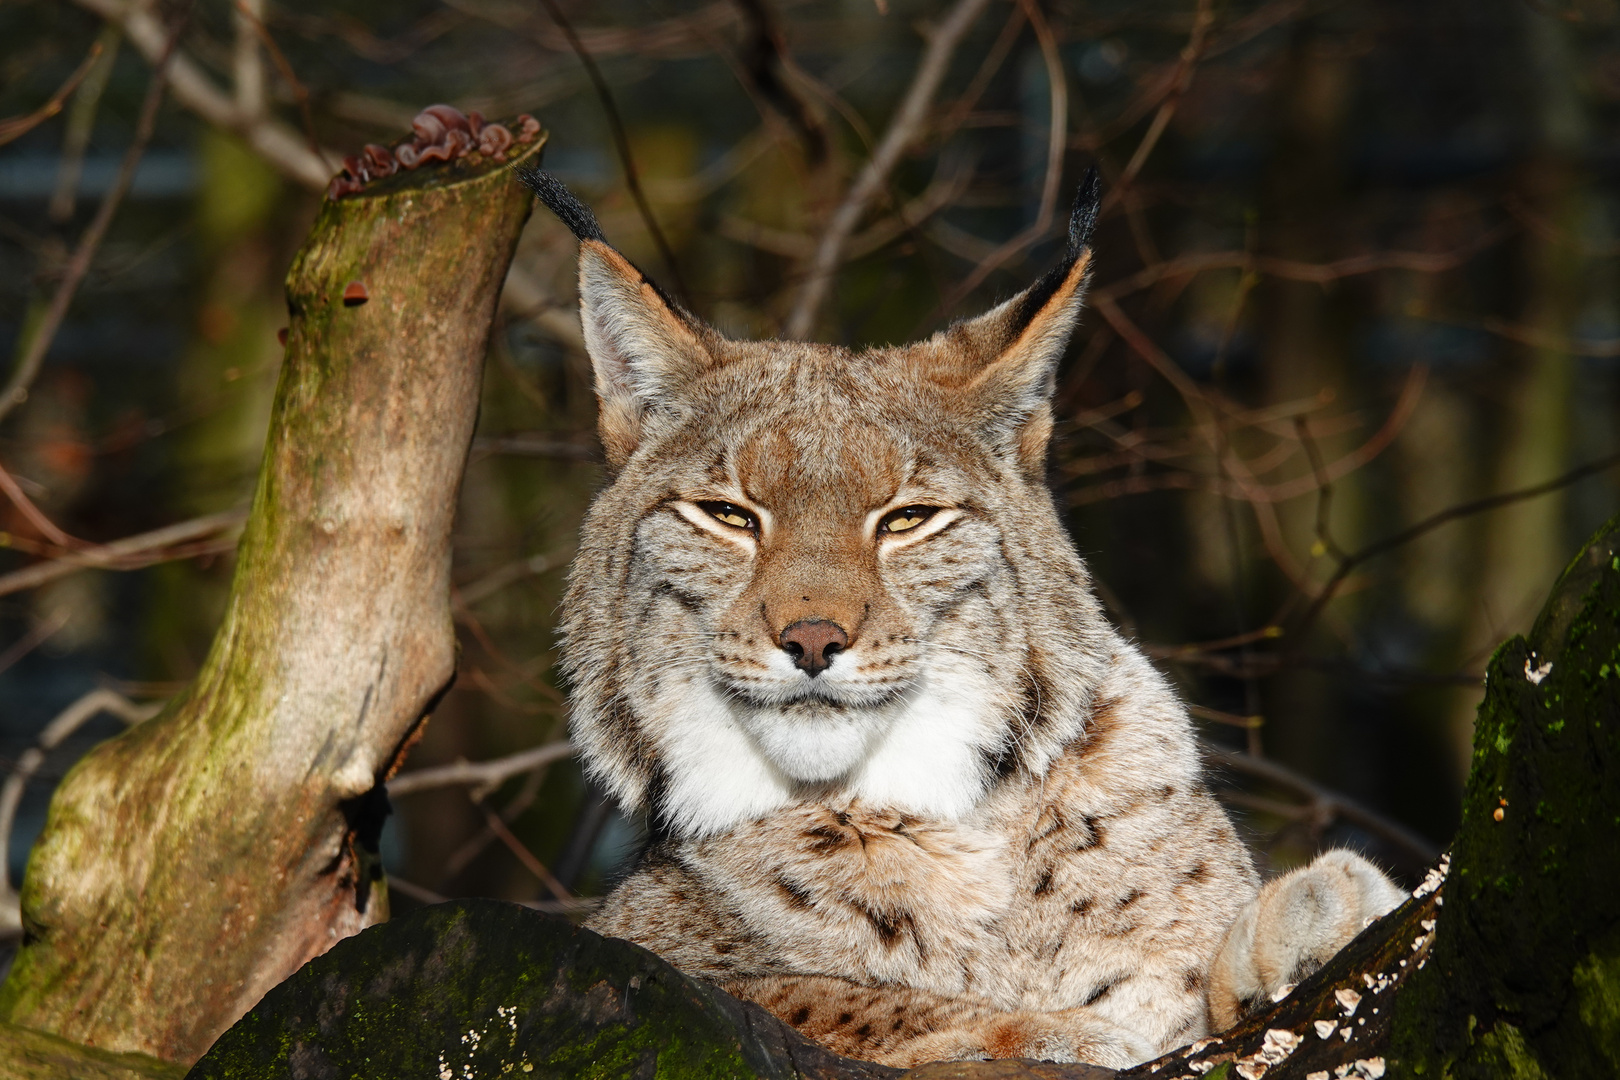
[524,169,1402,1069]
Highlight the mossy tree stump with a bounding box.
[0,129,544,1067]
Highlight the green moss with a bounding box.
[1392,515,1620,1077]
[188,900,889,1080]
[1472,1024,1550,1080]
[1571,943,1620,1071]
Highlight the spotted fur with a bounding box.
[526,169,1400,1069]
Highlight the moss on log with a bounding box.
[186,898,900,1080]
[1388,514,1620,1075]
[0,129,544,1067]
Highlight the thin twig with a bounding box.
[68,0,331,189]
[388,741,576,798]
[783,0,994,339]
[0,40,108,147]
[473,793,574,902]
[534,0,689,300]
[1105,0,1213,210]
[936,0,1070,306]
[0,9,187,426]
[1293,449,1620,636]
[50,24,123,222]
[0,608,70,677]
[0,508,246,599]
[232,0,322,159]
[0,461,83,548]
[1201,744,1440,868]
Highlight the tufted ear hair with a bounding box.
[929,168,1101,480]
[516,168,714,470]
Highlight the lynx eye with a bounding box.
[880,506,937,535]
[697,501,757,533]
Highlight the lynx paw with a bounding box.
[901,1010,1157,1069]
[1208,849,1405,1030]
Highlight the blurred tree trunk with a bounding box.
[0,132,544,1068]
[1459,3,1587,776]
[1253,16,1362,781]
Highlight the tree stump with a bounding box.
[0,125,544,1067]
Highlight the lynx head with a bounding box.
[522,167,1116,838]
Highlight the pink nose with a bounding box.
[778,620,849,677]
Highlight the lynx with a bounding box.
[519,167,1407,1068]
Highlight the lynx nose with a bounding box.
[778,619,848,677]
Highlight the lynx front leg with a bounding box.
[1207,849,1407,1030]
[724,974,1155,1069]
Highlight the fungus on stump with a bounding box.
[0,121,545,1067]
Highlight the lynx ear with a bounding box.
[517,168,712,469]
[944,169,1100,479]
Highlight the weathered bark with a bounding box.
[0,1022,183,1080]
[0,128,544,1065]
[184,514,1618,1080]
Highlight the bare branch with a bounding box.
[533,0,690,299]
[232,0,266,119]
[455,546,575,607]
[1293,448,1620,635]
[0,38,108,147]
[0,10,187,426]
[387,742,576,798]
[1202,743,1441,868]
[783,0,995,339]
[0,460,83,548]
[49,24,123,222]
[68,0,332,190]
[0,508,246,599]
[935,0,1070,305]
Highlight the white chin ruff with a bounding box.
[645,664,1009,837]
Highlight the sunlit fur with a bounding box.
[537,172,1403,1068]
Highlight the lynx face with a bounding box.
[538,170,1114,838]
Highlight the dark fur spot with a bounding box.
[980,741,1021,781]
[862,907,906,947]
[1159,784,1176,800]
[1082,977,1121,1007]
[1074,815,1104,851]
[790,1006,811,1026]
[1184,969,1205,992]
[837,1012,853,1026]
[856,1023,872,1038]
[1072,897,1093,916]
[774,876,815,909]
[1185,862,1209,882]
[1033,867,1054,896]
[715,941,734,955]
[891,1018,905,1032]
[804,825,849,852]
[1117,888,1145,909]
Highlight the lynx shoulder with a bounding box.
[520,166,1404,1068]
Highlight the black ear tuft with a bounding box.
[1065,166,1101,260]
[515,166,606,244]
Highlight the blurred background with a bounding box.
[1,0,1617,959]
